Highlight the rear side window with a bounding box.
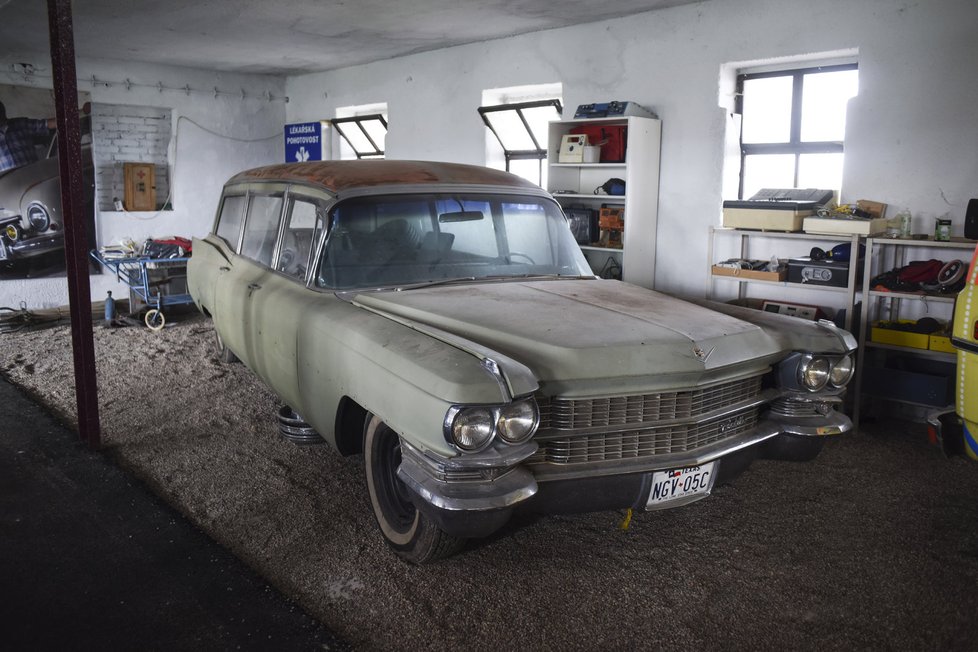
[277,197,325,280]
[215,194,247,248]
[241,193,284,266]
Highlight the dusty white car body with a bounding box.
[189,161,856,562]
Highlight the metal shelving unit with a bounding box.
[707,227,863,331]
[853,236,976,428]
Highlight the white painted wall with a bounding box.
[285,0,978,309]
[0,57,285,308]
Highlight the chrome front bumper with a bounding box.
[397,405,852,534]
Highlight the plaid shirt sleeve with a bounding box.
[0,118,50,173]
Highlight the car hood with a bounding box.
[352,279,839,392]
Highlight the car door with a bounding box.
[247,187,329,408]
[215,185,286,370]
[190,191,247,319]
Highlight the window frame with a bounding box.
[330,114,388,159]
[477,99,563,184]
[736,63,857,198]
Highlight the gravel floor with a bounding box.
[2,313,977,650]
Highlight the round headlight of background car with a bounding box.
[496,400,538,444]
[27,203,50,231]
[798,355,830,391]
[450,407,495,451]
[829,354,854,387]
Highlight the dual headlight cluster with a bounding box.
[2,204,51,243]
[796,353,854,391]
[444,398,539,453]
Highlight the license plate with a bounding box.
[646,462,717,510]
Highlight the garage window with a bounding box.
[478,98,562,187]
[737,64,858,198]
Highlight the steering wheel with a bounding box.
[507,251,536,265]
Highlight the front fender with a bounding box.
[296,298,536,458]
[692,299,856,354]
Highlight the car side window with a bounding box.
[240,193,284,266]
[277,197,324,280]
[215,194,247,250]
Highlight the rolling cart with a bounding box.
[89,250,193,330]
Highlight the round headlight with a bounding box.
[451,407,495,451]
[799,355,830,391]
[27,203,50,231]
[4,223,21,242]
[497,400,538,444]
[829,354,854,387]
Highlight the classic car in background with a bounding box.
[0,114,94,266]
[188,160,857,563]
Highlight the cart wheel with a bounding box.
[144,309,165,331]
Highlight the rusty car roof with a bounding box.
[227,160,542,193]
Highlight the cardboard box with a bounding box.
[711,265,787,282]
[722,206,813,232]
[803,216,888,236]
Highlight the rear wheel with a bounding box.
[363,414,464,563]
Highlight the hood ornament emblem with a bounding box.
[692,345,715,364]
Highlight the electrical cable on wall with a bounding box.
[110,115,280,221]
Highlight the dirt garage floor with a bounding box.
[2,313,977,650]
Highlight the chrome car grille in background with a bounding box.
[527,408,760,465]
[529,374,766,467]
[536,375,763,430]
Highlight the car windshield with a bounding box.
[314,192,592,290]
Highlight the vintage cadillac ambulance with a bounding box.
[188,161,856,563]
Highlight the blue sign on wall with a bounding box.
[284,122,324,162]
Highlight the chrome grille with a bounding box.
[528,408,760,465]
[537,375,763,430]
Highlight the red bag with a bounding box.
[897,259,942,284]
[569,125,627,162]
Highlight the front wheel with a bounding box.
[363,415,464,563]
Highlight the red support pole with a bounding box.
[47,0,101,448]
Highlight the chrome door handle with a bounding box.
[219,266,230,272]
[247,283,262,290]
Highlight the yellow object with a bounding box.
[952,244,978,460]
[619,508,633,531]
[871,320,932,350]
